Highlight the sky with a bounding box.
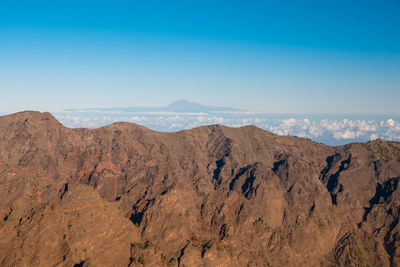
[0,0,400,114]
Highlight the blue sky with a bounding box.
[1,0,399,114]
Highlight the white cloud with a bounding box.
[333,130,362,140]
[308,124,324,137]
[55,112,400,144]
[386,119,395,127]
[282,118,297,127]
[369,134,379,140]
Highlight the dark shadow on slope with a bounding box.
[229,163,259,199]
[360,177,399,225]
[60,183,68,200]
[212,159,225,188]
[73,260,85,267]
[320,154,351,205]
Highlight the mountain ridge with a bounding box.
[0,111,399,266]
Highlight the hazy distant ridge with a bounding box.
[64,99,246,113]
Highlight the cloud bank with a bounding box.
[55,112,400,146]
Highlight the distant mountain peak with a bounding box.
[168,99,194,105]
[166,99,208,112]
[166,99,245,113]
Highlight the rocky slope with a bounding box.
[0,111,399,267]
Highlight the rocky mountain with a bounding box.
[0,111,399,267]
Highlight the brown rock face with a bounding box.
[0,111,399,266]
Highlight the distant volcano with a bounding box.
[165,99,245,113]
[64,99,246,113]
